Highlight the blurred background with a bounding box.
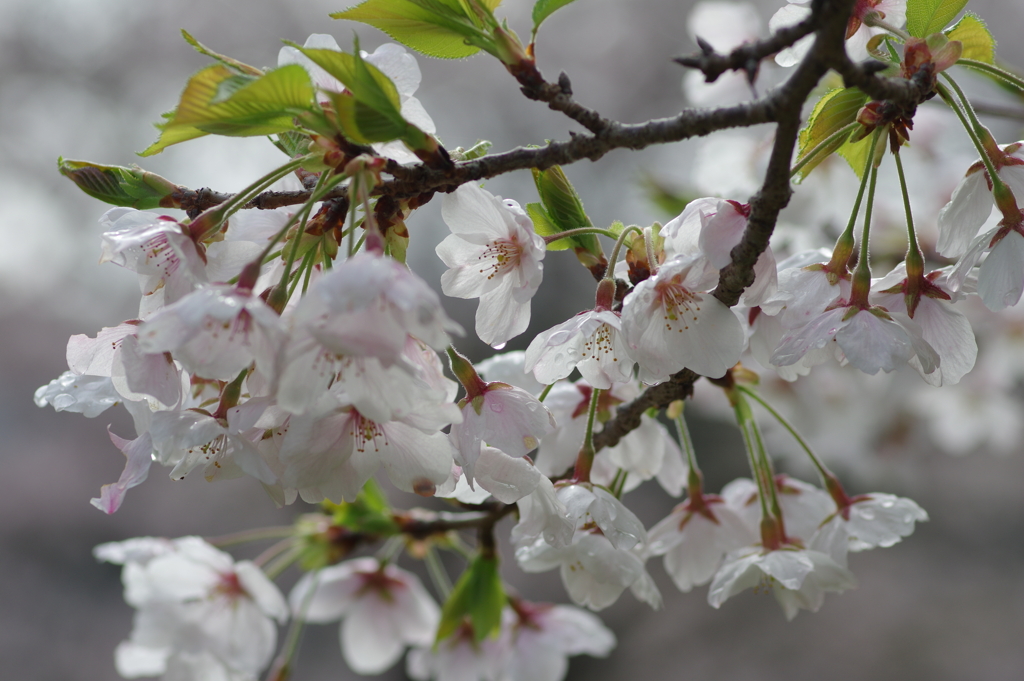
[3,0,1024,679]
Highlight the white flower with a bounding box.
[292,253,461,368]
[819,493,928,559]
[449,381,555,484]
[289,558,439,675]
[949,224,1024,311]
[96,536,288,679]
[407,625,506,681]
[99,208,207,315]
[770,0,907,67]
[515,483,660,611]
[937,141,1024,258]
[621,253,744,381]
[500,602,616,681]
[771,303,938,376]
[137,284,284,381]
[871,264,977,385]
[647,493,758,593]
[525,309,633,389]
[707,544,857,620]
[437,184,546,348]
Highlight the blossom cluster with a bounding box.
[35,0,1024,679]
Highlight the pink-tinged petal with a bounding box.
[663,198,716,258]
[35,371,122,418]
[999,165,1024,204]
[937,171,991,257]
[91,429,154,514]
[699,201,748,270]
[477,288,530,349]
[771,307,846,367]
[115,334,181,407]
[474,446,542,503]
[342,596,406,674]
[379,424,456,496]
[978,230,1024,310]
[235,561,289,622]
[289,560,370,622]
[66,323,134,376]
[441,184,518,241]
[910,297,977,385]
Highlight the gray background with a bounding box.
[2,0,1024,679]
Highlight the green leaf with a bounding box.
[180,30,263,76]
[58,158,179,209]
[795,87,869,181]
[332,0,490,59]
[947,13,996,64]
[906,0,969,38]
[436,555,506,643]
[142,64,316,156]
[531,166,602,255]
[837,133,875,179]
[527,202,572,249]
[327,479,399,535]
[532,0,577,34]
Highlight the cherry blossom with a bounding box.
[621,252,744,381]
[289,558,439,675]
[290,253,461,368]
[437,184,546,348]
[647,487,758,593]
[937,141,1024,258]
[707,543,857,620]
[499,601,616,681]
[770,0,906,67]
[136,284,284,381]
[449,379,555,484]
[99,208,207,316]
[95,536,288,679]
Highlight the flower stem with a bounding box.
[958,59,1024,96]
[206,526,296,547]
[425,545,454,600]
[728,387,779,534]
[542,226,620,244]
[938,75,1008,190]
[827,129,878,276]
[606,225,644,272]
[790,121,860,180]
[572,387,602,483]
[851,134,883,307]
[537,382,555,402]
[736,386,831,483]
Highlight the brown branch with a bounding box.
[674,14,818,84]
[596,0,913,451]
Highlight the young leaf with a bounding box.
[527,202,572,250]
[795,87,869,181]
[905,0,969,38]
[837,132,875,179]
[142,64,316,155]
[58,158,179,209]
[436,555,506,643]
[947,13,996,64]
[332,0,491,59]
[532,166,601,255]
[532,0,577,34]
[180,30,263,76]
